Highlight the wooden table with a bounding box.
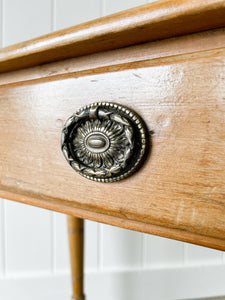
[0,0,225,298]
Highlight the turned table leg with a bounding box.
[67,216,85,300]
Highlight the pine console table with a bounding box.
[0,0,225,298]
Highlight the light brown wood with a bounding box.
[1,27,225,86]
[1,0,225,73]
[0,45,225,250]
[1,189,225,251]
[67,216,85,300]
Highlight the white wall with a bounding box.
[0,1,225,299]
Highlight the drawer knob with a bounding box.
[61,102,148,182]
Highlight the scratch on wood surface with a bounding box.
[175,200,185,224]
[190,207,197,224]
[4,176,30,187]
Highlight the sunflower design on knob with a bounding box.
[61,102,148,182]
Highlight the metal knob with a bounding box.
[61,102,148,182]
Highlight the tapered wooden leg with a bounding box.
[67,216,85,300]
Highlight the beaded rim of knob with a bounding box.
[61,102,148,182]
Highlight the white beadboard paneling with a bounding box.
[54,216,98,273]
[87,265,225,300]
[143,234,184,267]
[185,243,223,265]
[55,0,101,31]
[84,220,98,272]
[101,224,142,270]
[2,0,53,278]
[3,0,52,46]
[0,265,225,300]
[5,201,52,275]
[0,274,71,300]
[102,0,146,16]
[54,213,70,273]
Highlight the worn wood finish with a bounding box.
[1,0,225,73]
[67,216,85,300]
[0,46,225,250]
[1,27,225,87]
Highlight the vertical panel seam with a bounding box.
[140,233,144,268]
[181,240,185,267]
[100,0,105,17]
[97,223,104,271]
[51,0,56,32]
[1,200,6,276]
[183,243,188,266]
[141,233,147,268]
[50,213,56,274]
[1,0,4,47]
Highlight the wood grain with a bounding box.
[67,216,85,300]
[0,46,225,250]
[1,0,225,73]
[1,27,225,86]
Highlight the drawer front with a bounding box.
[0,47,225,250]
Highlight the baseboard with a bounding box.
[0,265,225,300]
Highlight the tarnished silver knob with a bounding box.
[61,102,148,182]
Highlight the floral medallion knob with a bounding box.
[61,102,148,182]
